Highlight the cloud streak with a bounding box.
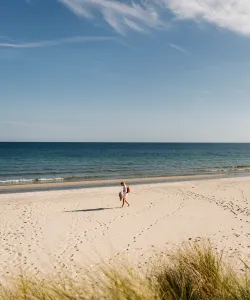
[58,0,163,35]
[165,0,250,36]
[168,43,187,53]
[59,0,250,37]
[0,36,114,49]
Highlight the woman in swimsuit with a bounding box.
[120,181,130,208]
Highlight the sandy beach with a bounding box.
[0,176,249,278]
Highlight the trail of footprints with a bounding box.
[52,201,84,272]
[59,188,190,273]
[178,187,250,260]
[109,193,186,264]
[52,196,110,270]
[2,182,249,276]
[183,189,250,222]
[0,203,45,275]
[51,193,168,273]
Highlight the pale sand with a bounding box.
[0,176,249,278]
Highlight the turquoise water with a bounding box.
[0,143,250,185]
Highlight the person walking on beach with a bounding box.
[120,182,130,208]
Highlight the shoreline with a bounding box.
[0,173,226,194]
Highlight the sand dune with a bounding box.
[0,176,249,278]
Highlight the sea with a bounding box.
[0,142,250,186]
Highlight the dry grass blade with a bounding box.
[152,241,250,300]
[0,241,248,300]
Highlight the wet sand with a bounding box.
[0,174,224,193]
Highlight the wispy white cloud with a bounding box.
[59,0,250,37]
[168,43,187,53]
[58,0,163,35]
[60,0,91,18]
[124,18,145,33]
[165,0,250,36]
[0,36,114,49]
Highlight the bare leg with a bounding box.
[125,199,130,207]
[122,198,130,208]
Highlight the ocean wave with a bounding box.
[1,164,250,186]
[219,165,250,171]
[0,169,120,178]
[0,179,32,184]
[0,178,64,185]
[232,165,250,170]
[62,175,104,181]
[192,165,250,173]
[0,175,105,185]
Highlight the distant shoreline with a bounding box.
[0,174,226,194]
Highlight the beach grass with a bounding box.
[153,242,250,300]
[0,242,249,300]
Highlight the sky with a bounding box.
[1,0,250,142]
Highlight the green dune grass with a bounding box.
[0,242,249,300]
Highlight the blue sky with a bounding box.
[1,0,250,142]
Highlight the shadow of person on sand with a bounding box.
[64,207,119,213]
